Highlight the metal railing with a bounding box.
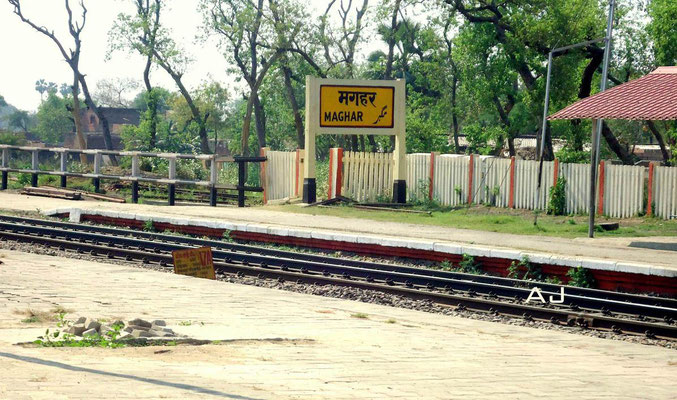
[0,145,265,207]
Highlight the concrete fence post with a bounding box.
[327,148,344,199]
[60,151,68,188]
[328,148,335,199]
[31,149,39,187]
[467,154,474,204]
[508,156,516,208]
[647,162,654,216]
[553,158,559,186]
[1,147,7,190]
[131,153,140,177]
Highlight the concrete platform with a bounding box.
[0,250,675,399]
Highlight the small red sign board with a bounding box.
[171,247,215,280]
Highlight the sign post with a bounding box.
[303,77,406,204]
[172,247,216,280]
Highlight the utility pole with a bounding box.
[588,0,616,238]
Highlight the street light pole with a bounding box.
[588,0,616,238]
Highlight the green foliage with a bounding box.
[647,0,677,66]
[547,177,567,216]
[508,256,544,281]
[566,266,596,288]
[34,314,127,349]
[143,219,155,232]
[458,254,481,274]
[0,131,26,145]
[555,148,589,164]
[34,92,73,146]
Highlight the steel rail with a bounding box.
[0,217,675,324]
[1,215,675,311]
[0,229,675,339]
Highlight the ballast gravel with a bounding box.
[0,239,674,350]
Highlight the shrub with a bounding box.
[547,176,567,216]
[567,266,596,288]
[458,254,481,274]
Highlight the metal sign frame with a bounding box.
[303,76,407,204]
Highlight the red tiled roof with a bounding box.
[548,66,677,121]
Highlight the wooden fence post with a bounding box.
[428,152,437,201]
[508,156,516,208]
[467,154,474,204]
[553,158,559,186]
[647,162,654,216]
[597,160,605,215]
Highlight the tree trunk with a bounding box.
[351,135,359,152]
[367,135,377,152]
[143,54,157,148]
[253,92,266,150]
[241,94,256,157]
[645,120,670,165]
[601,122,635,165]
[508,136,516,157]
[77,72,118,165]
[282,66,304,149]
[451,74,460,152]
[70,78,88,165]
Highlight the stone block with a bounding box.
[67,323,86,336]
[84,318,101,331]
[461,246,492,258]
[99,325,112,335]
[405,240,434,251]
[131,329,153,338]
[128,318,152,328]
[489,249,522,261]
[82,328,98,337]
[432,242,463,255]
[148,330,172,337]
[74,317,86,324]
[126,324,150,332]
[151,320,166,327]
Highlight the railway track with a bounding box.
[0,214,675,340]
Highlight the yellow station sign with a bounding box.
[320,85,395,128]
[172,247,216,280]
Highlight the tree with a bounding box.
[35,79,57,102]
[7,110,32,133]
[9,0,116,163]
[318,0,370,151]
[442,0,640,164]
[111,0,211,153]
[202,0,288,155]
[647,0,677,66]
[93,78,139,108]
[0,95,6,107]
[110,0,163,147]
[34,92,73,145]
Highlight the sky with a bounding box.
[0,0,382,112]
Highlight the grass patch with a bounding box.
[267,204,677,238]
[15,306,71,324]
[385,318,397,324]
[351,313,369,319]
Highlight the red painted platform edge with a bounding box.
[77,213,677,296]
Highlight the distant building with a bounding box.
[63,107,140,150]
